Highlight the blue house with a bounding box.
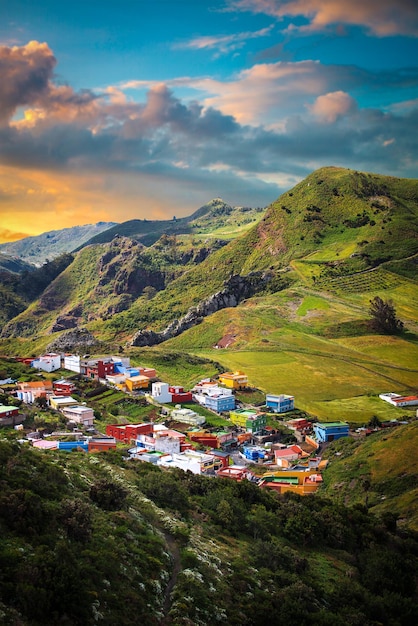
[266,394,295,413]
[205,394,236,413]
[313,421,349,443]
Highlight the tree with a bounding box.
[369,296,403,334]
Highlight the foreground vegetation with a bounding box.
[0,436,417,625]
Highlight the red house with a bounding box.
[169,386,193,403]
[86,359,115,380]
[106,423,153,442]
[53,379,76,396]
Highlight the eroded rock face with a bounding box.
[131,271,273,347]
[47,327,99,352]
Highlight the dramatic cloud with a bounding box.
[0,41,55,123]
[308,91,357,122]
[1,41,417,236]
[174,24,274,55]
[227,0,418,37]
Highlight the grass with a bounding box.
[320,421,418,531]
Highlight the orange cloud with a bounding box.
[0,228,31,244]
[229,0,418,37]
[308,90,357,122]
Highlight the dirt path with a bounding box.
[160,532,182,625]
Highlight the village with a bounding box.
[1,351,417,497]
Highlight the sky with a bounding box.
[0,0,417,241]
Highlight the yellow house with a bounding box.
[218,371,248,389]
[125,375,150,392]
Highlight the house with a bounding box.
[273,445,304,467]
[217,465,255,481]
[88,438,117,452]
[53,379,76,396]
[57,441,89,452]
[193,384,235,413]
[125,375,150,392]
[64,354,81,373]
[158,450,223,475]
[84,358,115,380]
[62,405,95,427]
[49,396,79,410]
[0,404,22,427]
[169,386,193,403]
[218,371,248,389]
[229,409,267,433]
[379,393,418,407]
[31,353,61,373]
[187,430,237,449]
[16,380,53,403]
[151,382,172,403]
[258,469,323,495]
[106,422,153,442]
[266,393,295,413]
[313,421,349,443]
[170,407,205,426]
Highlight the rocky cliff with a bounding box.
[131,271,273,347]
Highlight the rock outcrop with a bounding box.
[131,272,273,347]
[47,327,99,352]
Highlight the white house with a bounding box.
[32,353,61,373]
[151,382,172,403]
[158,450,221,474]
[170,406,205,426]
[379,393,418,407]
[63,354,81,373]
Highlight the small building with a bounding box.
[170,407,205,426]
[53,379,76,396]
[16,380,53,404]
[106,422,153,442]
[62,405,94,427]
[217,465,255,481]
[273,445,304,467]
[194,385,236,413]
[218,371,248,389]
[88,438,117,452]
[64,354,81,373]
[259,470,323,495]
[151,382,172,403]
[158,450,222,475]
[0,404,21,427]
[169,386,193,403]
[31,353,61,373]
[57,441,89,452]
[266,393,295,413]
[379,393,418,407]
[125,375,150,392]
[229,409,267,434]
[313,421,349,443]
[49,396,79,411]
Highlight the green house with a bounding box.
[229,409,266,434]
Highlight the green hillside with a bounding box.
[1,167,417,425]
[78,198,264,248]
[0,438,417,625]
[320,421,418,532]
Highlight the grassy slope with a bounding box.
[320,421,418,532]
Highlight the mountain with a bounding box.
[77,198,264,248]
[1,167,417,425]
[0,254,33,274]
[0,222,117,265]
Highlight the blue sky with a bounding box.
[0,0,417,239]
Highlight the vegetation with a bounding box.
[0,438,417,625]
[369,296,404,334]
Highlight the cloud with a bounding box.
[0,227,30,244]
[0,41,417,236]
[308,90,357,122]
[174,24,274,55]
[0,40,55,124]
[227,0,418,37]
